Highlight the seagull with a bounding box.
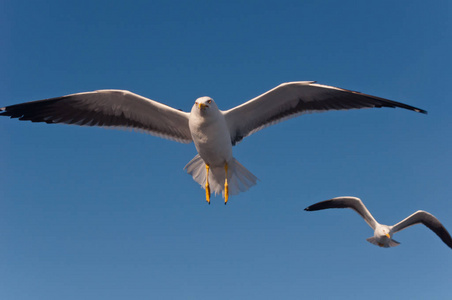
[304,196,452,249]
[1,81,426,204]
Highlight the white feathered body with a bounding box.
[185,97,258,197]
[188,100,232,166]
[366,224,400,248]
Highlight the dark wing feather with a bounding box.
[305,196,378,229]
[224,81,426,145]
[1,90,192,143]
[391,210,452,249]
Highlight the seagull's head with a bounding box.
[375,226,392,247]
[193,97,218,115]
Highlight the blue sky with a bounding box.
[1,0,451,299]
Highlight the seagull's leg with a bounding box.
[205,164,211,204]
[224,162,229,205]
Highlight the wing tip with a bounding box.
[304,199,333,211]
[303,82,428,114]
[415,108,428,114]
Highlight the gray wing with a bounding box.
[304,196,379,230]
[391,210,452,249]
[0,90,192,143]
[223,81,427,145]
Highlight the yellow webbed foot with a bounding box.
[224,181,229,205]
[205,164,211,204]
[224,163,229,205]
[206,185,211,204]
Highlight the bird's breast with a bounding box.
[188,114,232,166]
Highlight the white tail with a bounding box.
[387,239,401,247]
[184,154,258,197]
[366,237,401,248]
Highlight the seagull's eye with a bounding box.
[195,102,198,106]
[207,100,212,104]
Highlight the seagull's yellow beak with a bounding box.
[385,233,391,238]
[198,103,208,109]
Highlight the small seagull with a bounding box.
[305,196,452,249]
[1,82,426,204]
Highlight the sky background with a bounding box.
[1,0,451,299]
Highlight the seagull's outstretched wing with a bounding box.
[223,81,427,145]
[304,196,378,230]
[0,90,192,143]
[391,210,452,249]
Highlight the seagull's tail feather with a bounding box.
[366,237,379,246]
[366,237,400,248]
[184,154,258,197]
[388,239,401,247]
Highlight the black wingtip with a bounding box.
[416,108,428,115]
[304,207,311,211]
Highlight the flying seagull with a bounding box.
[1,81,426,204]
[305,196,452,249]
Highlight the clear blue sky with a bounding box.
[1,0,451,299]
